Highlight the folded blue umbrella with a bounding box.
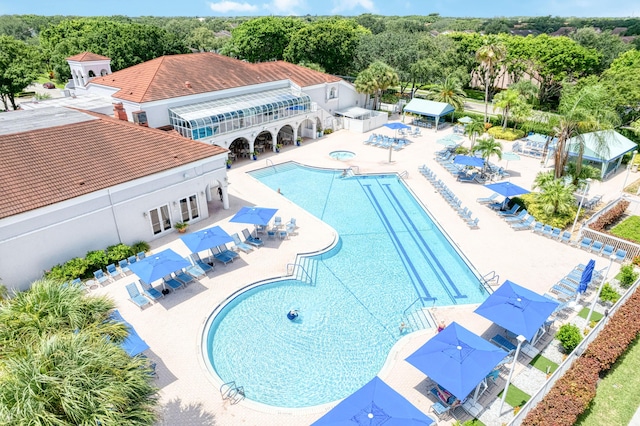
[111,310,149,356]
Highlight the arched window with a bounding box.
[88,70,96,77]
[100,69,108,76]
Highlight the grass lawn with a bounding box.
[577,307,603,322]
[498,384,530,408]
[530,354,559,374]
[575,337,640,426]
[34,74,65,89]
[610,216,640,243]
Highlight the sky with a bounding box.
[0,0,639,18]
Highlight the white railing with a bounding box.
[509,278,640,425]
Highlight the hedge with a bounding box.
[487,126,526,141]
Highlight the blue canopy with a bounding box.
[474,280,559,342]
[180,225,233,253]
[128,249,191,284]
[404,99,455,118]
[579,259,596,294]
[111,310,149,356]
[230,206,278,226]
[484,181,530,197]
[384,122,411,131]
[312,376,433,425]
[405,322,508,400]
[454,155,484,167]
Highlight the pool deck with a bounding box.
[92,120,628,426]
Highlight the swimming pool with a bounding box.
[329,150,356,161]
[204,163,488,408]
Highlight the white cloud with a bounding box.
[330,0,376,14]
[269,0,306,14]
[208,1,259,13]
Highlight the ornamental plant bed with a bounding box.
[610,215,640,244]
[588,200,630,233]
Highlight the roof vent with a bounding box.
[185,81,192,89]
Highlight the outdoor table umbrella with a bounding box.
[312,376,434,425]
[501,152,520,170]
[230,206,278,227]
[128,248,191,286]
[180,225,233,253]
[110,309,150,357]
[383,122,411,162]
[406,322,508,401]
[458,116,473,124]
[453,155,484,168]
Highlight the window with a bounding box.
[329,87,337,99]
[88,70,96,77]
[149,205,171,235]
[179,195,199,222]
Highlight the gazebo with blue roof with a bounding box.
[402,99,455,132]
[566,130,637,180]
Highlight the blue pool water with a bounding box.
[205,163,488,408]
[329,150,356,160]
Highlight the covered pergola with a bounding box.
[403,99,455,132]
[567,130,637,180]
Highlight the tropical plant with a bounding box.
[532,171,555,191]
[599,283,620,304]
[131,241,150,255]
[463,118,486,150]
[430,76,466,111]
[474,136,503,173]
[475,37,506,123]
[106,243,134,264]
[354,61,399,110]
[556,323,583,353]
[492,88,523,129]
[535,179,576,216]
[487,126,525,141]
[617,264,638,288]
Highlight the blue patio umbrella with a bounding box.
[383,122,411,131]
[312,376,434,425]
[180,225,233,253]
[405,322,508,401]
[453,155,484,168]
[474,280,559,342]
[484,181,530,198]
[128,248,191,284]
[111,310,149,356]
[230,206,278,226]
[578,259,596,294]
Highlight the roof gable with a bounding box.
[0,109,226,219]
[568,130,637,162]
[87,52,343,103]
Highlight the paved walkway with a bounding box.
[91,122,632,425]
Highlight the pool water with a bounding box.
[329,150,355,160]
[205,163,488,408]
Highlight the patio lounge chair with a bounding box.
[93,269,110,286]
[163,275,184,291]
[579,237,593,251]
[511,216,534,231]
[174,270,197,285]
[491,334,517,353]
[182,257,206,279]
[550,227,562,239]
[614,248,627,263]
[106,263,122,280]
[242,228,264,247]
[231,233,254,253]
[137,251,146,260]
[216,244,239,260]
[560,231,572,244]
[190,253,214,275]
[532,222,544,234]
[466,217,479,229]
[497,205,520,217]
[138,280,163,301]
[125,282,151,309]
[211,247,234,265]
[118,259,131,276]
[504,210,528,223]
[476,193,498,204]
[541,224,553,237]
[601,244,614,258]
[590,240,604,254]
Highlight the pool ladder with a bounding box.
[286,263,314,285]
[399,170,409,180]
[220,381,246,405]
[482,271,500,289]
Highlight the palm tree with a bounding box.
[355,61,399,110]
[476,38,506,123]
[492,88,523,129]
[532,170,556,191]
[430,76,466,111]
[475,136,503,174]
[464,118,486,151]
[536,179,576,216]
[549,84,620,179]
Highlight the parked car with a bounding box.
[42,82,55,89]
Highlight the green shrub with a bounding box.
[557,324,583,353]
[131,241,150,255]
[617,264,639,288]
[588,200,630,233]
[463,88,485,101]
[85,250,108,272]
[487,126,525,141]
[515,193,576,228]
[454,146,470,155]
[323,128,333,135]
[599,283,621,304]
[106,244,134,264]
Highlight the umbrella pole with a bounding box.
[500,335,525,414]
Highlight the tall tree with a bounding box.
[464,118,486,150]
[354,61,399,110]
[475,136,503,174]
[430,76,466,111]
[493,88,525,129]
[476,37,506,123]
[0,35,40,110]
[570,27,631,72]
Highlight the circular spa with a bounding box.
[329,150,356,161]
[203,163,489,408]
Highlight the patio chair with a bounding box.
[242,228,264,247]
[491,334,517,353]
[174,270,197,286]
[138,280,163,301]
[579,237,593,251]
[532,222,544,234]
[560,231,572,244]
[497,204,520,217]
[125,282,151,310]
[287,218,297,229]
[106,263,122,280]
[211,247,234,265]
[93,269,110,286]
[504,210,528,223]
[267,228,277,239]
[128,255,137,265]
[137,251,146,260]
[279,229,289,240]
[511,216,534,231]
[550,228,562,239]
[183,257,206,279]
[231,233,254,253]
[216,244,239,260]
[614,248,627,263]
[118,259,132,276]
[589,240,604,254]
[466,217,479,229]
[190,253,215,275]
[163,274,184,291]
[541,224,554,238]
[274,216,282,228]
[601,244,615,258]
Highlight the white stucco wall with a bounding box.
[0,156,228,292]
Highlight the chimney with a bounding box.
[185,81,192,89]
[113,102,127,121]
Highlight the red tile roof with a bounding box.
[0,111,226,219]
[66,52,112,62]
[88,52,343,103]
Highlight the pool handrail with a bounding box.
[286,263,313,285]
